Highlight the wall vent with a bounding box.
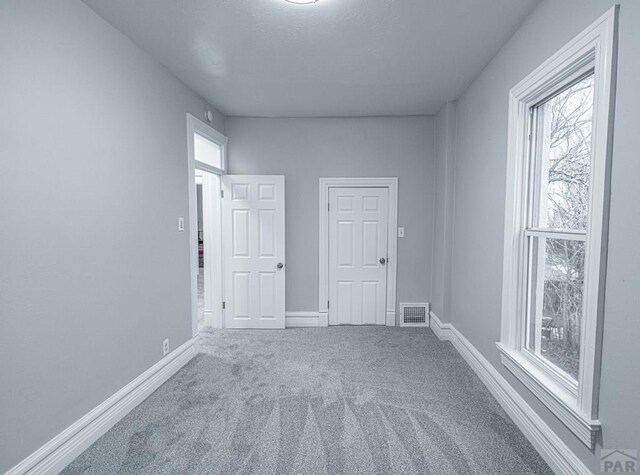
[399,303,430,327]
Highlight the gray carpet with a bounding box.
[63,327,552,474]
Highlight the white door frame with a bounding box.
[319,177,398,326]
[187,113,227,336]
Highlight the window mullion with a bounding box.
[524,229,587,241]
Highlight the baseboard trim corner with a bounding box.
[386,309,397,327]
[429,311,452,341]
[428,312,590,475]
[7,338,197,475]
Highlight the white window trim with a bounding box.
[186,114,228,335]
[498,6,618,449]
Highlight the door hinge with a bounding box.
[222,301,226,309]
[328,203,330,211]
[221,190,225,198]
[327,300,330,309]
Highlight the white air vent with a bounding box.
[399,302,430,327]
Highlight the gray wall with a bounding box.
[226,117,435,314]
[431,102,456,319]
[0,0,224,471]
[438,0,640,470]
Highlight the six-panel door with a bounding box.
[329,187,388,325]
[222,176,285,329]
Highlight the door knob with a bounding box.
[277,262,284,269]
[379,258,387,265]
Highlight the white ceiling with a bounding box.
[81,0,540,117]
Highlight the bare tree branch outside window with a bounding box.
[527,74,594,379]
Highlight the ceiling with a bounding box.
[81,0,540,117]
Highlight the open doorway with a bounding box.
[195,172,205,329]
[194,170,221,332]
[187,114,227,335]
[188,115,287,331]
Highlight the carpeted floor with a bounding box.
[62,327,552,474]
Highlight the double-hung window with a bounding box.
[525,72,594,387]
[498,7,617,448]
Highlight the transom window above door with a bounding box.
[194,132,223,170]
[188,115,227,175]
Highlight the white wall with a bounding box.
[435,1,640,470]
[0,0,224,471]
[226,116,435,315]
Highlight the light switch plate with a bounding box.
[398,227,405,238]
[178,217,185,231]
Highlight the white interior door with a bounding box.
[329,187,388,325]
[222,175,285,329]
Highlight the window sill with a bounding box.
[496,343,600,448]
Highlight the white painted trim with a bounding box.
[500,6,618,446]
[187,114,227,333]
[428,313,591,475]
[286,311,319,318]
[285,312,321,328]
[319,177,398,327]
[7,338,197,475]
[429,311,452,341]
[318,312,329,327]
[497,344,600,448]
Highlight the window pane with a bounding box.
[526,236,585,380]
[531,74,594,231]
[194,132,222,169]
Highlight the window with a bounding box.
[498,7,617,448]
[194,132,222,170]
[525,73,594,383]
[187,114,227,174]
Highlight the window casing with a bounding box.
[498,7,617,449]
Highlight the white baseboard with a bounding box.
[386,309,397,326]
[429,311,452,340]
[429,312,591,475]
[7,338,197,475]
[295,311,395,327]
[285,311,321,328]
